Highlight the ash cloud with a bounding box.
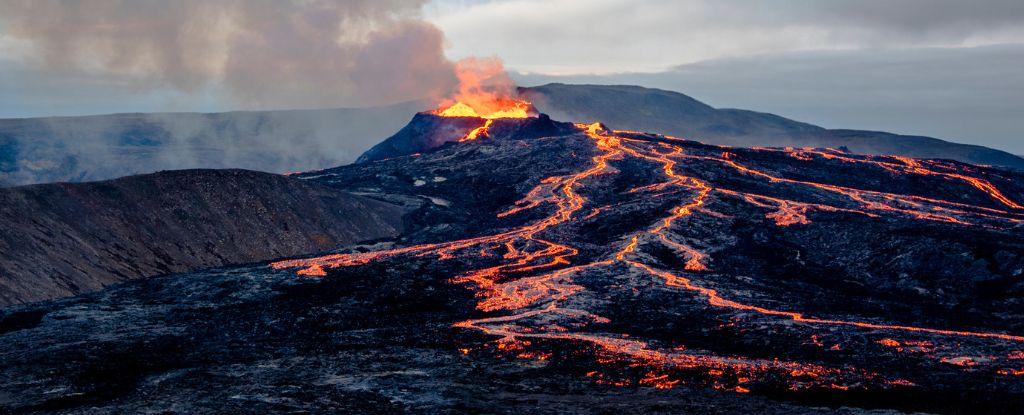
[1,0,457,109]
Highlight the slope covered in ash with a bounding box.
[0,169,406,306]
[3,115,1024,413]
[520,84,1024,169]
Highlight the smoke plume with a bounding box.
[0,0,459,109]
[443,57,522,115]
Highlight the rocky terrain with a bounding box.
[2,112,1024,413]
[0,169,407,306]
[3,84,1022,187]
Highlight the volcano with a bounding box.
[356,108,575,163]
[2,106,1024,413]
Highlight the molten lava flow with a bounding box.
[461,119,493,142]
[273,120,1024,394]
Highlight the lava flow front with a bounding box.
[274,113,1024,404]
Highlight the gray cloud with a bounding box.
[0,0,457,110]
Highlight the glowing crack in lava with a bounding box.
[273,121,1024,393]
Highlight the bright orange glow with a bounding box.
[461,119,493,141]
[877,338,902,348]
[437,100,532,119]
[433,57,534,120]
[998,368,1024,376]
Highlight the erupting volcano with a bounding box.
[6,1,1024,412]
[270,109,1024,412]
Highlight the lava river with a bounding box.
[273,122,1024,396]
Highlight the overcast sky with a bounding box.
[0,0,1022,153]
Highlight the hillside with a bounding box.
[0,169,407,306]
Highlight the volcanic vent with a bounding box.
[357,56,585,163]
[357,98,577,163]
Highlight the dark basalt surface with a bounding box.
[2,117,1024,414]
[0,169,407,306]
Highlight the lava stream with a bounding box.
[273,121,1024,392]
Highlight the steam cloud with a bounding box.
[0,0,459,109]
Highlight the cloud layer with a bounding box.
[1,0,457,109]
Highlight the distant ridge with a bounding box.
[2,83,1021,188]
[520,83,1024,170]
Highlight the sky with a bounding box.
[0,0,1022,153]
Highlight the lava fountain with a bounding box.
[432,57,536,120]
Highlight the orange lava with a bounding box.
[434,57,534,120]
[788,149,1023,211]
[997,368,1024,376]
[437,101,532,119]
[461,119,493,141]
[272,121,1024,393]
[877,338,902,348]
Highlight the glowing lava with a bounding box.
[436,100,532,119]
[273,120,1024,394]
[433,57,535,120]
